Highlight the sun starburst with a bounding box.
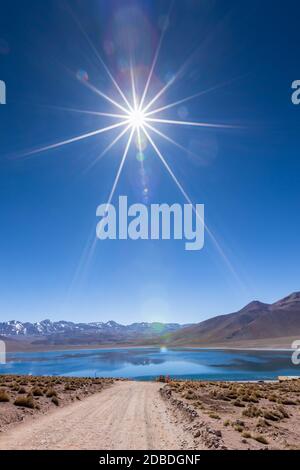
[21,60,238,206]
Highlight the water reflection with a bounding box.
[0,348,298,381]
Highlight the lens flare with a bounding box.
[15,10,244,288]
[128,108,146,129]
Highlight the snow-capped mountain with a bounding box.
[0,319,186,340]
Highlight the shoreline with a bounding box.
[5,344,296,354]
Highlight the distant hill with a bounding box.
[1,292,299,351]
[160,292,300,347]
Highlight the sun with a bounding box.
[128,108,146,129]
[18,15,242,285]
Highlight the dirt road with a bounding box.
[0,381,192,450]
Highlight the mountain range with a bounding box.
[0,319,187,348]
[159,291,300,348]
[1,291,299,351]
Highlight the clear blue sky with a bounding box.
[0,0,300,324]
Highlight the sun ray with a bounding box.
[69,8,133,112]
[142,74,176,114]
[106,128,135,207]
[144,121,204,163]
[145,75,246,117]
[142,35,234,115]
[136,125,143,154]
[83,80,131,115]
[145,91,209,117]
[84,123,131,173]
[141,125,243,285]
[142,126,195,206]
[68,128,135,290]
[146,117,240,129]
[16,120,129,159]
[34,103,128,120]
[80,127,135,276]
[16,18,246,290]
[139,0,174,111]
[142,49,195,114]
[130,60,138,110]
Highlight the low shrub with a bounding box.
[0,389,10,402]
[263,410,280,421]
[51,396,59,406]
[182,389,197,400]
[156,375,171,383]
[14,396,35,409]
[281,399,297,406]
[276,405,289,418]
[253,434,268,445]
[233,399,245,407]
[45,388,57,398]
[268,394,278,402]
[32,387,43,397]
[257,417,271,427]
[242,405,261,418]
[234,425,244,433]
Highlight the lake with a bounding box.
[0,347,299,381]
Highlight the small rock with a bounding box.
[194,430,201,438]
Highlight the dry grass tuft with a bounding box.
[45,388,57,398]
[31,387,43,397]
[253,434,268,445]
[14,395,35,409]
[51,396,59,406]
[0,389,10,402]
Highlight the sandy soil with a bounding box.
[0,381,193,450]
[161,379,300,450]
[2,378,300,450]
[0,375,114,433]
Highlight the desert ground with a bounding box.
[161,378,300,449]
[0,375,300,450]
[0,379,192,450]
[0,375,114,433]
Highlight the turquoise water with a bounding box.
[0,348,298,381]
